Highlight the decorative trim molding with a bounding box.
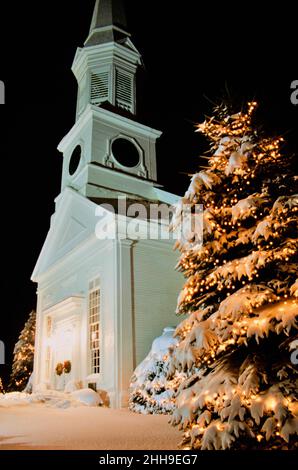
[43,295,85,318]
[104,134,148,178]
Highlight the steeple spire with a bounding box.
[85,0,130,47]
[72,0,141,119]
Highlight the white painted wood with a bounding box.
[58,105,161,195]
[32,1,183,407]
[133,240,182,365]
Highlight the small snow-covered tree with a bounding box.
[170,102,298,450]
[129,327,186,414]
[8,310,36,392]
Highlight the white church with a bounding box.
[32,0,182,407]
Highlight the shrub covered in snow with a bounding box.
[0,389,102,409]
[129,327,186,414]
[64,380,82,393]
[71,388,103,407]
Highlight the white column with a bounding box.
[32,289,44,390]
[115,238,135,408]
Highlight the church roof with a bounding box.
[85,0,130,47]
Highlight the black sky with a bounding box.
[0,0,297,385]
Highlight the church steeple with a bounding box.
[59,0,162,201]
[72,0,140,120]
[85,0,130,47]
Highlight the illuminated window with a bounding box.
[45,346,51,380]
[89,278,100,374]
[46,316,52,337]
[45,317,52,379]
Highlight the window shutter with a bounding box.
[90,72,109,105]
[115,70,133,112]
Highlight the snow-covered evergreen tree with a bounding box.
[169,102,298,450]
[129,327,186,414]
[8,310,36,392]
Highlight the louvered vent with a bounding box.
[116,70,133,112]
[90,72,109,105]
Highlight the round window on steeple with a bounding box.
[112,138,140,168]
[69,145,82,176]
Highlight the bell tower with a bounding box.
[58,0,163,202]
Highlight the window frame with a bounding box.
[88,277,101,375]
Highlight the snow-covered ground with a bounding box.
[0,400,181,450]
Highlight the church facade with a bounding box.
[32,0,182,407]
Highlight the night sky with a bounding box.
[0,0,297,385]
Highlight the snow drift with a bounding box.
[0,388,102,409]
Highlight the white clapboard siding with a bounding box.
[133,241,182,366]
